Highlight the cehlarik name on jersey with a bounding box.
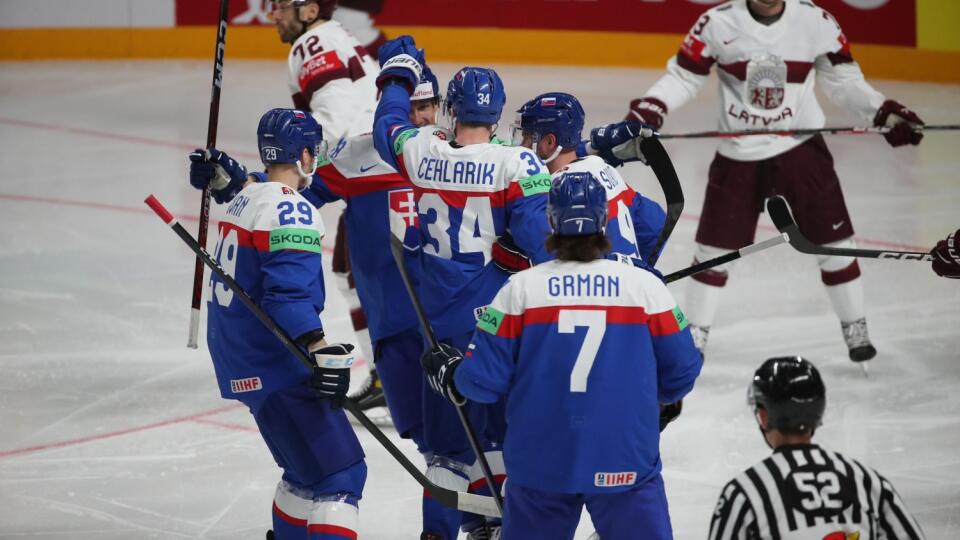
[226,195,251,218]
[416,157,496,186]
[594,471,637,487]
[230,377,262,393]
[548,274,621,298]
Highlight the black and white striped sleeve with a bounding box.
[877,474,925,540]
[709,480,756,540]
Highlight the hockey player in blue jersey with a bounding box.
[421,172,703,540]
[202,108,366,540]
[372,36,554,538]
[513,92,667,261]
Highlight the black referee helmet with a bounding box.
[747,356,826,433]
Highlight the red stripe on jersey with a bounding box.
[827,35,855,66]
[414,185,510,209]
[468,474,508,493]
[676,51,715,75]
[299,50,350,102]
[495,304,683,338]
[606,188,636,219]
[718,61,813,83]
[317,162,411,198]
[219,221,271,251]
[272,501,307,527]
[307,523,358,539]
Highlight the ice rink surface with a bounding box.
[1,59,958,539]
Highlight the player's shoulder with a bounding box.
[327,133,393,175]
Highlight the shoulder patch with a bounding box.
[393,128,418,155]
[477,306,505,335]
[269,227,322,253]
[672,306,689,331]
[518,173,552,196]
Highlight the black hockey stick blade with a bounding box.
[640,137,684,266]
[766,195,932,261]
[146,195,501,517]
[663,234,788,283]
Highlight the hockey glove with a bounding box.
[492,233,532,274]
[189,148,248,204]
[310,343,357,408]
[659,400,683,432]
[375,35,424,93]
[420,343,466,406]
[931,228,960,279]
[874,99,924,147]
[586,121,657,167]
[625,97,667,130]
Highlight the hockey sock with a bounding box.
[423,455,470,540]
[817,239,864,322]
[462,449,506,532]
[272,481,311,540]
[307,494,359,540]
[685,243,733,328]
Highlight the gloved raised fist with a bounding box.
[587,121,657,167]
[873,99,924,147]
[625,97,667,131]
[931,228,960,279]
[188,148,248,204]
[376,35,424,93]
[420,343,466,405]
[310,343,356,408]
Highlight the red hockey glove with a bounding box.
[625,97,667,131]
[492,233,532,274]
[873,99,924,147]
[931,229,960,279]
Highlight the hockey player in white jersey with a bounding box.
[372,36,555,539]
[709,356,925,539]
[625,0,925,364]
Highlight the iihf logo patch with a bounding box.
[230,377,262,394]
[594,471,637,487]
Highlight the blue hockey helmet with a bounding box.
[548,172,608,237]
[516,92,585,149]
[256,108,323,167]
[446,67,506,125]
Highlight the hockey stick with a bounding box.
[188,0,230,349]
[659,124,960,140]
[766,195,933,261]
[388,223,505,516]
[662,233,788,283]
[145,195,501,518]
[640,137,684,266]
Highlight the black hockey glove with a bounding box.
[420,343,466,405]
[492,232,532,274]
[659,400,683,432]
[310,343,356,408]
[189,148,248,204]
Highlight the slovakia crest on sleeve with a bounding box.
[389,189,419,228]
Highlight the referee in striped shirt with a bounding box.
[708,357,924,540]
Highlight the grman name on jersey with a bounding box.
[548,273,621,298]
[417,157,495,186]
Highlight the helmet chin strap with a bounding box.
[295,158,317,191]
[542,145,563,164]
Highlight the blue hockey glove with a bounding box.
[492,233,532,274]
[310,343,356,408]
[420,343,466,405]
[375,35,424,93]
[660,400,683,432]
[189,148,248,204]
[587,121,657,167]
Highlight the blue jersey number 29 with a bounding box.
[277,201,314,225]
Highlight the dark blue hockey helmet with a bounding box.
[515,92,585,149]
[548,172,608,237]
[256,108,323,167]
[446,67,507,125]
[747,356,826,433]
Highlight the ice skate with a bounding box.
[842,317,877,368]
[466,524,501,540]
[348,367,387,411]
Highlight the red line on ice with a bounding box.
[0,403,244,459]
[191,417,259,433]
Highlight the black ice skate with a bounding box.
[842,317,877,372]
[348,368,387,410]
